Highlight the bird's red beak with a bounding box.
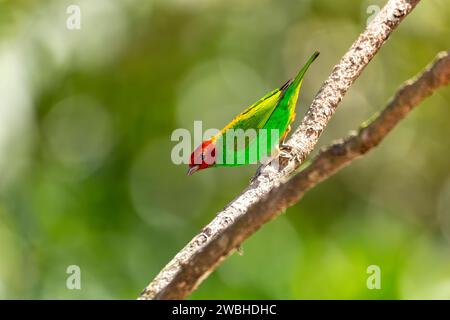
[187,165,200,176]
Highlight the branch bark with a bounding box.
[139,0,424,300]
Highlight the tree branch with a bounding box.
[139,0,423,300]
[276,50,450,209]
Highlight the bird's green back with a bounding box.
[213,51,319,167]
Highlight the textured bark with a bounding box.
[139,0,424,300]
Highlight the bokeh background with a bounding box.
[0,0,449,299]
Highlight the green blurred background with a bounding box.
[0,0,449,299]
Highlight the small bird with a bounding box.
[187,51,319,176]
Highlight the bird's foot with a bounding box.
[275,143,302,171]
[250,144,302,182]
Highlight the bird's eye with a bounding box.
[201,153,205,161]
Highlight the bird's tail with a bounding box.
[290,51,320,89]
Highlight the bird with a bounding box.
[187,51,319,176]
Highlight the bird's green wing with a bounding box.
[220,88,281,152]
[214,85,285,166]
[223,86,285,133]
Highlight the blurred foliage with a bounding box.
[0,0,449,299]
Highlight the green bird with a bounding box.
[188,51,319,175]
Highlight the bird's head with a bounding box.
[187,139,216,175]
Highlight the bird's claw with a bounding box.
[250,144,301,182]
[276,144,302,170]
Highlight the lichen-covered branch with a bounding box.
[139,0,422,300]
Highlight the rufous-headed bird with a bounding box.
[187,51,319,175]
